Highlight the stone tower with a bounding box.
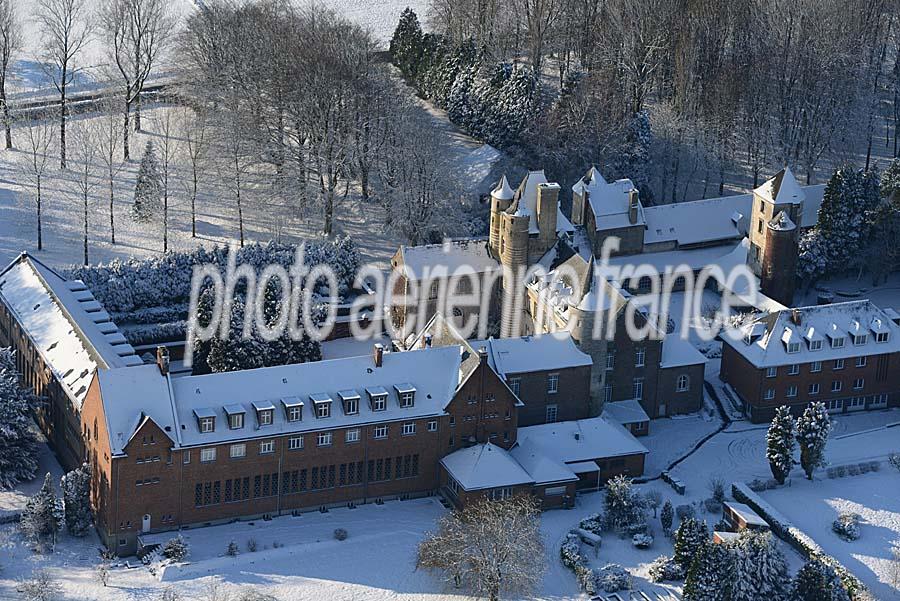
[747,167,804,305]
[488,175,514,256]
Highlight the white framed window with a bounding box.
[676,374,689,392]
[316,403,331,419]
[809,383,820,395]
[632,378,644,401]
[848,397,865,409]
[402,422,416,436]
[787,385,798,398]
[229,413,244,429]
[182,450,191,464]
[288,436,304,450]
[317,431,333,447]
[831,380,842,393]
[872,393,888,407]
[200,447,216,463]
[547,373,559,394]
[834,359,845,370]
[546,404,558,423]
[399,392,415,407]
[853,334,867,345]
[766,367,777,378]
[811,361,822,373]
[545,485,567,496]
[832,336,845,349]
[449,415,455,428]
[344,398,359,415]
[826,399,843,412]
[199,417,215,433]
[856,356,867,368]
[345,428,360,443]
[606,352,615,370]
[603,384,613,403]
[229,443,246,458]
[788,364,800,375]
[809,339,822,351]
[287,405,302,422]
[372,395,387,411]
[258,410,273,426]
[490,487,513,501]
[427,420,438,432]
[635,347,645,367]
[374,425,388,439]
[259,440,275,454]
[764,389,775,400]
[853,378,864,390]
[509,377,521,396]
[787,342,800,354]
[876,331,889,343]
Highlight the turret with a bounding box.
[761,211,798,306]
[489,175,514,257]
[748,167,804,277]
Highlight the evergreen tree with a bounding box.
[683,540,735,601]
[612,111,654,203]
[0,348,39,489]
[20,473,63,551]
[729,530,790,601]
[604,475,644,532]
[660,500,674,535]
[60,463,92,536]
[389,8,424,79]
[766,405,795,484]
[797,402,831,480]
[673,517,710,570]
[880,157,900,200]
[792,559,851,601]
[133,140,162,223]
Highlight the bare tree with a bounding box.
[417,495,545,601]
[23,122,56,250]
[153,109,177,252]
[0,0,22,149]
[100,0,174,159]
[95,99,123,244]
[517,0,563,73]
[177,105,208,238]
[35,0,92,169]
[69,120,99,265]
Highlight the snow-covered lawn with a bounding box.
[0,439,64,519]
[762,471,900,599]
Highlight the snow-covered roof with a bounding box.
[516,416,648,465]
[506,171,574,235]
[491,175,515,201]
[768,211,796,232]
[471,332,592,376]
[724,501,768,527]
[440,443,534,491]
[725,300,900,367]
[0,254,141,409]
[660,334,707,369]
[601,399,650,425]
[573,170,645,231]
[754,167,805,205]
[397,238,499,281]
[509,441,579,485]
[95,364,177,455]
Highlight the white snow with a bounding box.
[440,443,534,491]
[602,399,651,426]
[473,332,593,376]
[660,333,707,368]
[516,417,649,465]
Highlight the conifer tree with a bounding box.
[880,158,900,200]
[673,517,710,570]
[660,499,674,535]
[133,140,162,222]
[60,463,92,536]
[20,473,63,551]
[792,558,850,601]
[683,540,735,601]
[729,530,790,601]
[0,348,38,489]
[389,8,424,79]
[766,405,795,484]
[797,402,831,480]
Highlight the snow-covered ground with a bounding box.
[796,272,900,312]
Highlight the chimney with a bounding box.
[425,334,433,348]
[791,309,802,326]
[628,189,640,225]
[373,343,384,368]
[156,346,170,376]
[478,347,488,364]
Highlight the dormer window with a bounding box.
[224,404,245,430]
[252,400,276,427]
[194,408,216,433]
[395,383,416,408]
[310,393,333,419]
[282,397,303,422]
[786,342,800,354]
[831,336,845,349]
[876,331,889,343]
[338,390,361,415]
[366,386,389,411]
[809,339,822,351]
[853,334,867,345]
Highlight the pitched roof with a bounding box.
[602,399,650,425]
[516,416,648,464]
[397,238,499,280]
[506,170,574,235]
[491,175,515,201]
[96,364,176,455]
[440,443,534,490]
[660,334,707,368]
[473,332,593,376]
[754,167,805,205]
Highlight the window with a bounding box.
[200,447,216,462]
[848,397,865,409]
[490,487,513,501]
[809,383,820,395]
[834,359,845,370]
[632,378,644,401]
[635,347,645,367]
[787,342,800,354]
[287,405,302,422]
[876,331,889,343]
[809,339,823,351]
[545,485,567,497]
[764,389,775,400]
[199,417,215,433]
[344,398,359,415]
[398,388,416,407]
[402,422,416,436]
[426,420,437,432]
[230,443,246,458]
[788,364,800,375]
[832,336,845,349]
[856,356,867,368]
[346,428,360,443]
[606,352,615,370]
[374,425,388,439]
[811,361,822,373]
[787,385,798,398]
[449,415,455,428]
[766,367,777,378]
[258,410,273,426]
[317,432,333,447]
[872,393,888,407]
[831,380,842,393]
[676,375,689,392]
[853,378,864,390]
[316,403,331,419]
[260,440,275,454]
[547,373,559,394]
[826,399,843,412]
[509,377,521,396]
[372,395,387,411]
[229,413,244,429]
[289,436,304,450]
[853,334,867,345]
[604,384,613,403]
[757,219,764,233]
[546,404,558,423]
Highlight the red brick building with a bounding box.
[720,301,900,422]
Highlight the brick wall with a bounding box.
[444,359,519,449]
[656,363,705,415]
[509,365,591,427]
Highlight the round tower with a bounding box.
[489,175,514,257]
[499,211,530,338]
[761,211,798,306]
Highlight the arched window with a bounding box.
[676,375,689,392]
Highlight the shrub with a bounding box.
[832,513,860,541]
[632,533,653,549]
[162,535,189,561]
[847,464,859,477]
[827,468,838,479]
[765,478,779,490]
[226,541,239,556]
[858,462,870,474]
[748,479,767,492]
[707,477,726,503]
[869,460,880,472]
[889,453,900,473]
[578,513,604,535]
[624,520,649,537]
[704,498,723,514]
[648,555,685,582]
[596,563,630,592]
[676,504,695,521]
[334,528,348,541]
[246,538,257,552]
[836,465,847,478]
[560,532,595,594]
